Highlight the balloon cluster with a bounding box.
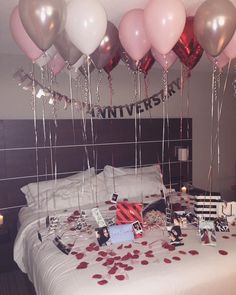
[9,0,236,78]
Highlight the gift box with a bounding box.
[108,224,134,244]
[194,195,222,220]
[116,202,143,225]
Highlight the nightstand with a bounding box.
[0,222,18,272]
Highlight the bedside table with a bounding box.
[0,222,18,272]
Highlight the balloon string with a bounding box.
[31,64,40,227]
[133,71,138,177]
[144,75,152,118]
[137,68,143,203]
[87,56,97,206]
[108,74,114,106]
[69,70,76,144]
[96,70,103,103]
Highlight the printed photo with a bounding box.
[95,226,111,246]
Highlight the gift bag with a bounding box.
[199,220,216,246]
[108,224,134,244]
[116,202,143,224]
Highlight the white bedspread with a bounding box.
[14,199,236,295]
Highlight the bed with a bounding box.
[7,118,236,294]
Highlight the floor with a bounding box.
[0,268,36,295]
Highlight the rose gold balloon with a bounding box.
[19,0,66,51]
[194,0,236,57]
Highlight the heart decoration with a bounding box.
[173,17,203,70]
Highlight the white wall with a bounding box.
[1,54,236,198]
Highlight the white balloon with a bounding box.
[36,45,57,67]
[65,0,107,55]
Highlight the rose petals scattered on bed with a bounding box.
[163,258,172,264]
[172,256,181,261]
[188,250,199,256]
[124,244,132,249]
[141,241,148,246]
[77,262,89,269]
[97,279,108,285]
[76,253,84,260]
[115,275,125,281]
[218,250,228,255]
[98,251,108,257]
[117,244,123,250]
[125,266,134,271]
[92,274,103,279]
[133,249,140,255]
[96,257,103,262]
[141,260,149,265]
[222,236,230,239]
[231,234,236,237]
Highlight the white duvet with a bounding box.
[14,199,236,295]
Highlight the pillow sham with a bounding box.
[21,167,95,207]
[105,173,166,201]
[104,164,162,178]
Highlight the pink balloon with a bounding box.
[119,9,151,61]
[144,0,186,55]
[206,52,230,70]
[9,6,42,62]
[224,30,236,59]
[48,52,66,76]
[151,48,177,69]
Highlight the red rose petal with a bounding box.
[105,200,112,204]
[114,256,121,261]
[125,266,134,271]
[133,249,140,255]
[97,280,108,285]
[86,246,94,252]
[231,234,236,237]
[222,236,230,239]
[132,254,139,259]
[189,250,199,256]
[146,253,154,258]
[94,246,99,251]
[71,251,77,255]
[123,198,129,201]
[108,266,118,275]
[121,255,129,261]
[98,251,107,257]
[109,206,116,211]
[164,258,172,264]
[117,244,123,250]
[109,251,117,256]
[179,250,186,255]
[219,250,228,255]
[89,242,96,247]
[92,274,102,279]
[115,275,125,281]
[67,243,74,247]
[73,210,80,216]
[106,258,114,265]
[76,253,84,260]
[172,256,181,261]
[77,262,89,269]
[124,244,132,249]
[119,263,128,268]
[162,241,170,249]
[141,260,149,265]
[96,257,103,262]
[168,245,176,251]
[141,241,148,246]
[182,233,188,237]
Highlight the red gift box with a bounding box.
[116,202,143,225]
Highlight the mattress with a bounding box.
[14,196,236,295]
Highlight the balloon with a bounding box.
[194,0,236,57]
[91,22,120,70]
[121,49,155,76]
[151,48,177,70]
[54,30,83,66]
[119,9,151,61]
[224,30,236,59]
[9,6,42,62]
[65,0,107,55]
[173,17,204,70]
[18,0,65,51]
[103,51,121,76]
[206,52,230,70]
[48,52,66,76]
[144,0,186,55]
[36,46,57,67]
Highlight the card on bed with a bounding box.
[108,224,134,244]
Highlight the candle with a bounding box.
[181,186,187,194]
[0,214,3,225]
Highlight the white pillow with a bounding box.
[105,173,166,200]
[104,164,162,178]
[21,167,95,207]
[32,172,107,211]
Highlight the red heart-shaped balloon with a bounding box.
[173,17,204,70]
